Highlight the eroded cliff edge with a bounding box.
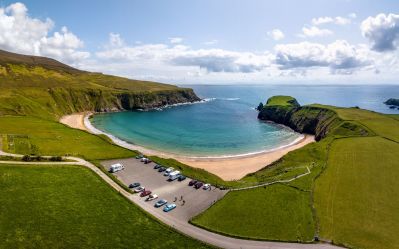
[258,96,369,141]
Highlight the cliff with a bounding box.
[0,49,200,119]
[258,96,369,141]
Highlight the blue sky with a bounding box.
[0,0,399,84]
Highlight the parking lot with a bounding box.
[101,158,228,221]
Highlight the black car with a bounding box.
[158,166,166,172]
[129,182,140,188]
[154,164,161,169]
[177,175,186,181]
[188,179,197,186]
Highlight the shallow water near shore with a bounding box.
[91,85,399,157]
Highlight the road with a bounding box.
[0,149,341,249]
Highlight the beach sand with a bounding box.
[60,112,88,131]
[60,113,315,181]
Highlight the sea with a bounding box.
[91,85,399,157]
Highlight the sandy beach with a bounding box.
[60,113,315,181]
[60,112,88,131]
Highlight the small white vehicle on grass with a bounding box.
[146,194,158,201]
[109,163,124,173]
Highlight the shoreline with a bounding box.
[60,112,315,180]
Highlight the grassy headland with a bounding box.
[192,96,399,248]
[0,49,199,120]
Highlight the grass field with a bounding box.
[0,164,211,249]
[266,95,299,106]
[314,137,399,249]
[0,116,136,160]
[192,184,315,242]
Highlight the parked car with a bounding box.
[144,158,152,164]
[178,175,186,181]
[109,163,124,173]
[140,190,152,197]
[140,157,147,162]
[168,171,181,181]
[194,182,203,189]
[154,199,167,208]
[134,186,145,193]
[154,164,161,169]
[129,182,140,188]
[163,203,177,212]
[203,183,211,190]
[135,154,144,159]
[146,194,158,201]
[158,167,166,172]
[189,179,197,186]
[165,167,174,174]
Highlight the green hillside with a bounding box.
[0,49,199,120]
[192,96,399,248]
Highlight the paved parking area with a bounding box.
[101,158,227,221]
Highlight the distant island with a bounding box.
[384,98,399,109]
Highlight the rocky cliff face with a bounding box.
[48,88,200,114]
[117,89,200,111]
[258,97,368,141]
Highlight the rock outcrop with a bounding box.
[258,96,369,141]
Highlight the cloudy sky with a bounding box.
[0,0,399,84]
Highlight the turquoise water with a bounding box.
[91,85,399,157]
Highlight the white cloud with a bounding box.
[335,16,351,25]
[267,29,285,41]
[301,26,333,37]
[169,37,183,44]
[361,13,399,52]
[204,39,218,45]
[274,40,371,74]
[312,16,334,25]
[312,15,353,26]
[96,40,274,73]
[0,2,89,64]
[108,33,124,47]
[349,13,357,19]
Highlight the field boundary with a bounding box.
[231,165,312,191]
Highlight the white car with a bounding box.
[134,186,145,193]
[203,183,211,190]
[146,194,158,201]
[164,167,174,176]
[140,157,148,162]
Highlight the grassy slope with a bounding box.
[314,137,399,249]
[0,116,135,160]
[0,165,211,249]
[0,49,193,120]
[313,108,399,248]
[192,184,315,242]
[193,99,399,247]
[266,95,298,106]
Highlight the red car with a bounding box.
[140,190,152,197]
[194,182,203,189]
[189,179,197,186]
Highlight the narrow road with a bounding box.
[0,150,341,249]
